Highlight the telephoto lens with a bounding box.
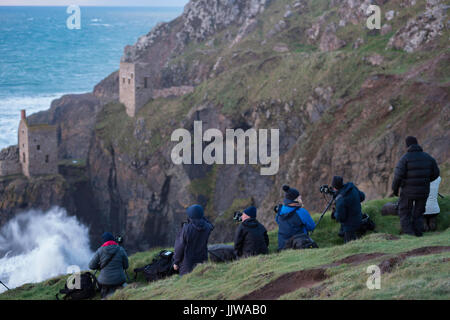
[233,211,243,222]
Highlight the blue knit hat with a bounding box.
[186,204,204,219]
[102,232,115,243]
[243,206,257,218]
[283,185,300,203]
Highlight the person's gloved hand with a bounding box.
[331,206,336,220]
[390,191,398,197]
[173,264,179,271]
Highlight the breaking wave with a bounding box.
[0,207,93,294]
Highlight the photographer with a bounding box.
[276,185,316,250]
[331,176,365,243]
[89,232,129,299]
[234,206,269,258]
[173,204,213,276]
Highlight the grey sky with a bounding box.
[0,0,189,6]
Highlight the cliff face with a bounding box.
[1,0,449,252]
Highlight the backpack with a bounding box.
[208,244,237,263]
[357,213,376,235]
[284,233,319,250]
[381,202,399,216]
[133,250,176,282]
[56,272,99,300]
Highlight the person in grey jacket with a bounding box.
[89,232,129,298]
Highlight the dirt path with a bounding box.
[240,246,450,300]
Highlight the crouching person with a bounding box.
[276,185,316,251]
[173,205,214,276]
[89,232,129,299]
[234,206,269,258]
[331,176,365,243]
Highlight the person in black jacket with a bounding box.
[173,204,214,276]
[392,136,440,236]
[331,176,365,243]
[234,206,269,258]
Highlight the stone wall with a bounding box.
[26,126,58,176]
[18,119,30,177]
[153,85,194,99]
[0,145,21,176]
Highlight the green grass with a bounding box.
[2,196,449,300]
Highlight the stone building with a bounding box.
[18,110,58,177]
[119,61,153,117]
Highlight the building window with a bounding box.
[23,153,26,163]
[37,145,40,150]
[131,73,134,79]
[45,155,49,163]
[144,77,148,89]
[123,78,125,84]
[128,79,131,85]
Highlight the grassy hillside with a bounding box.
[1,196,449,300]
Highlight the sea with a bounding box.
[0,6,183,149]
[0,5,183,294]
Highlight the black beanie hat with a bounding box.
[405,136,418,147]
[332,176,344,190]
[243,206,257,218]
[282,185,300,201]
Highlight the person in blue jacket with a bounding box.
[276,185,316,250]
[331,176,365,243]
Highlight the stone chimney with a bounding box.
[21,109,26,120]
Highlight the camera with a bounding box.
[233,211,243,222]
[115,235,124,245]
[320,184,336,196]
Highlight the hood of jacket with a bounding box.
[101,243,120,256]
[407,144,423,153]
[242,218,259,228]
[278,205,300,219]
[189,217,212,231]
[337,182,357,197]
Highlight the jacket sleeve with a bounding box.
[392,156,407,194]
[264,227,269,247]
[335,197,347,223]
[173,224,187,265]
[430,157,440,182]
[88,249,101,270]
[121,248,129,270]
[233,225,245,256]
[297,209,316,231]
[359,190,365,202]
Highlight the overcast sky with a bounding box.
[0,0,189,6]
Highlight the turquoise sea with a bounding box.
[0,6,182,149]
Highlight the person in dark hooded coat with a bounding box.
[89,232,129,298]
[234,206,269,258]
[276,185,316,250]
[392,136,440,236]
[332,176,365,243]
[173,205,214,276]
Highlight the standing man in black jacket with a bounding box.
[234,206,269,258]
[392,136,440,236]
[173,204,214,276]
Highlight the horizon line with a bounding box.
[0,5,184,7]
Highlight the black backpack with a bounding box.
[133,250,177,282]
[381,202,399,216]
[56,272,99,300]
[208,244,237,263]
[284,233,319,250]
[358,213,376,234]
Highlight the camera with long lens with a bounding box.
[319,184,336,197]
[233,211,243,222]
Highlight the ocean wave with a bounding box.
[0,207,93,294]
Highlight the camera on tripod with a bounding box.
[319,184,336,197]
[233,211,243,222]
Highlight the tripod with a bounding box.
[0,280,10,291]
[311,196,335,235]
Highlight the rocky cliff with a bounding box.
[1,0,449,252]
